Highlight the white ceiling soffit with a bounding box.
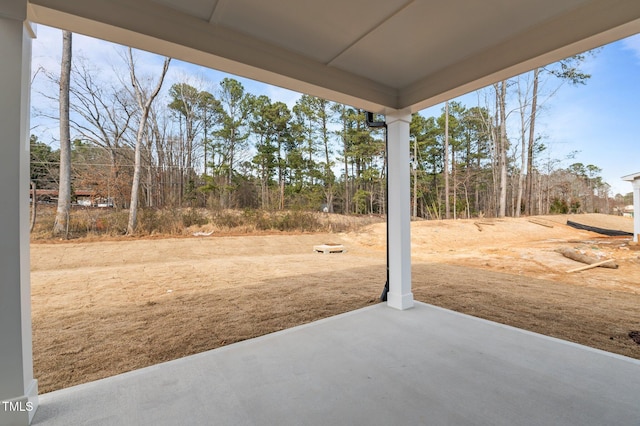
[28,0,640,113]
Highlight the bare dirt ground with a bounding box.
[31,214,640,393]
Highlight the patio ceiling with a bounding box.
[25,0,640,112]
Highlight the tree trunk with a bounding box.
[496,81,508,218]
[127,50,170,235]
[444,101,450,219]
[321,110,334,213]
[340,107,350,214]
[526,68,539,215]
[30,181,37,232]
[109,150,119,208]
[516,77,527,217]
[413,136,418,219]
[344,133,350,214]
[452,145,457,220]
[280,177,285,210]
[53,31,72,237]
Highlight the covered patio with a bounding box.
[2,0,640,424]
[31,303,640,425]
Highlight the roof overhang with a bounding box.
[622,172,640,182]
[26,0,640,113]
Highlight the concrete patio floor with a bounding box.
[32,302,640,425]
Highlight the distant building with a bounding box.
[622,172,640,243]
[30,189,113,207]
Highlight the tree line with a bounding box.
[32,32,621,235]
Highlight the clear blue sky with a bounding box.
[31,25,639,196]
[543,36,640,196]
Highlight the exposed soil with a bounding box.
[31,214,640,394]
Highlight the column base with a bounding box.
[387,292,414,310]
[0,379,38,426]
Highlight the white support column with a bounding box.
[632,179,640,243]
[386,109,414,310]
[0,2,38,425]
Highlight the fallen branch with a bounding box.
[557,247,618,269]
[474,222,483,232]
[192,231,214,237]
[567,259,616,273]
[528,218,554,228]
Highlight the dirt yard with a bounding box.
[31,214,640,393]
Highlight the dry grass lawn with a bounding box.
[31,214,640,394]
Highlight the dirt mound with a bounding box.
[346,214,640,294]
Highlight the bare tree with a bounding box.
[515,75,531,217]
[68,58,135,208]
[525,68,540,215]
[126,49,171,235]
[494,80,509,218]
[53,31,72,237]
[145,105,168,208]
